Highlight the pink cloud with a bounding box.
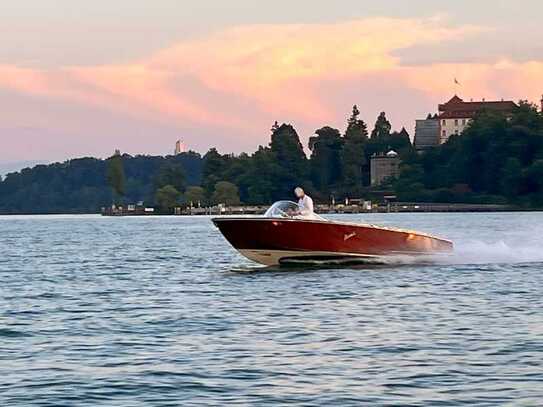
[0,16,541,162]
[400,60,543,103]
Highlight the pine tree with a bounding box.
[345,105,369,140]
[371,112,392,139]
[342,106,369,194]
[269,123,308,196]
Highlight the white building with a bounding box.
[439,116,470,144]
[438,95,518,143]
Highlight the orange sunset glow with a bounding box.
[1,1,542,169]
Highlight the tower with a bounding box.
[174,140,186,155]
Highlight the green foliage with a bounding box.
[212,181,240,206]
[201,148,225,196]
[366,127,412,158]
[269,123,309,197]
[155,185,181,211]
[345,105,369,140]
[393,103,543,207]
[501,158,522,199]
[309,126,344,196]
[3,103,542,212]
[0,153,202,214]
[370,112,392,139]
[185,186,206,207]
[155,162,186,192]
[239,146,281,204]
[237,146,281,204]
[106,154,126,200]
[341,106,369,195]
[200,123,309,204]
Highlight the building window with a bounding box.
[442,130,446,138]
[442,119,446,126]
[454,119,458,126]
[455,130,459,135]
[462,119,467,125]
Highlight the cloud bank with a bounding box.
[1,16,542,162]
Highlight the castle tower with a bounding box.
[174,140,187,155]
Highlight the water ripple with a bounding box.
[1,213,543,405]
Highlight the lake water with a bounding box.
[1,213,543,406]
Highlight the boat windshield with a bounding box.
[264,200,326,221]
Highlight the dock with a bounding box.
[102,202,515,216]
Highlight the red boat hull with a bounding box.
[212,217,453,266]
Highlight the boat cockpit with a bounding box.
[264,201,326,221]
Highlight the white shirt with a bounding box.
[297,194,314,217]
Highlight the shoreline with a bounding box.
[2,204,543,216]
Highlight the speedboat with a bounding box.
[212,201,453,266]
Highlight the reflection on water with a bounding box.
[1,212,543,405]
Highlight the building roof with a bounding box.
[438,95,518,119]
[398,127,410,138]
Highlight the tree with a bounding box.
[155,185,181,211]
[202,148,226,196]
[309,126,344,195]
[388,128,413,154]
[341,144,366,195]
[3,98,543,214]
[391,105,543,206]
[269,123,308,196]
[501,158,522,199]
[106,153,126,202]
[240,146,281,204]
[185,186,206,207]
[155,162,186,192]
[0,154,204,214]
[342,106,369,194]
[523,159,543,205]
[345,105,369,140]
[212,181,240,206]
[371,112,392,139]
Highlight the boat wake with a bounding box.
[446,240,543,265]
[355,240,543,267]
[228,240,543,272]
[340,240,543,267]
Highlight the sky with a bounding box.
[1,0,543,167]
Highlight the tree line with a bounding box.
[198,106,412,206]
[1,102,542,214]
[394,101,543,207]
[0,153,202,213]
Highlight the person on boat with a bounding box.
[294,187,315,218]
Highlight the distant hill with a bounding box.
[0,152,203,214]
[0,161,46,178]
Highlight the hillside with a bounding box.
[0,152,203,214]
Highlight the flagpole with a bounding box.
[454,78,461,96]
